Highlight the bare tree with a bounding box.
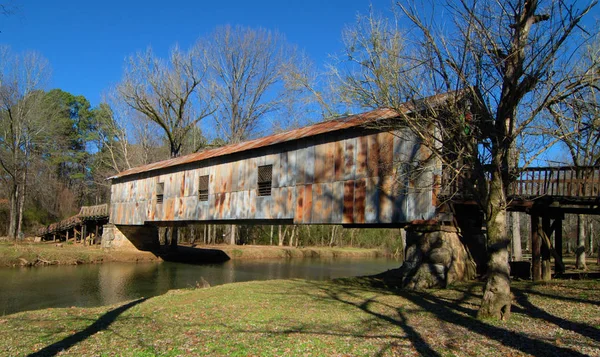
[543,41,600,270]
[117,45,214,158]
[331,1,597,320]
[0,47,50,238]
[204,25,304,143]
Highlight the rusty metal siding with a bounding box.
[109,123,438,226]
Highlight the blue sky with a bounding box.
[1,0,394,107]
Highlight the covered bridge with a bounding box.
[108,107,440,229]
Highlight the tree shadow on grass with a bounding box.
[512,288,600,343]
[303,278,594,357]
[27,297,147,357]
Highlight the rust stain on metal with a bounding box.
[295,186,304,223]
[343,180,355,224]
[356,136,368,178]
[378,132,394,176]
[334,140,344,181]
[367,134,380,177]
[354,179,366,224]
[303,184,312,224]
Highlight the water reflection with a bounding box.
[0,257,399,316]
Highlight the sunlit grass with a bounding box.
[0,278,598,356]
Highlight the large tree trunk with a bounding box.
[478,170,512,320]
[398,224,477,289]
[510,212,522,261]
[575,214,587,270]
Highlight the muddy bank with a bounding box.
[0,241,161,268]
[0,241,388,268]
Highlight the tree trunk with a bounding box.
[478,170,511,320]
[576,214,587,270]
[229,224,237,245]
[169,227,178,251]
[329,226,337,247]
[510,212,522,261]
[8,185,18,239]
[277,225,283,247]
[588,221,594,255]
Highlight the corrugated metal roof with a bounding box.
[108,107,402,180]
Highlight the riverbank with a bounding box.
[0,241,387,268]
[0,277,598,356]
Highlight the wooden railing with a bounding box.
[440,165,600,202]
[510,166,600,200]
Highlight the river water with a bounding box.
[0,257,400,316]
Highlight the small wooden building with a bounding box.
[108,108,441,228]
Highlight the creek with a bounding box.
[0,257,399,316]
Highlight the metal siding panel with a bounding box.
[237,157,247,191]
[248,158,257,192]
[356,136,368,178]
[273,153,281,188]
[256,196,271,219]
[231,160,239,192]
[342,180,355,224]
[367,134,380,178]
[365,177,380,223]
[286,185,295,218]
[296,143,306,185]
[279,152,288,187]
[165,198,175,221]
[272,187,283,218]
[353,179,366,224]
[225,163,233,193]
[304,144,315,184]
[249,189,257,218]
[288,150,296,186]
[332,181,344,223]
[378,132,394,176]
[379,175,394,223]
[303,184,312,224]
[209,194,216,220]
[295,185,304,223]
[321,183,333,224]
[334,139,344,181]
[311,184,323,223]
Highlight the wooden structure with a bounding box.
[38,204,109,244]
[108,108,440,227]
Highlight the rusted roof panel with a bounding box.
[108,108,400,180]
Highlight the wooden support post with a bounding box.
[53,234,56,242]
[555,218,564,274]
[531,214,541,281]
[541,216,552,281]
[95,224,99,245]
[82,223,87,246]
[170,227,178,251]
[66,229,70,243]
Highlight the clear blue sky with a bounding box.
[1,0,394,107]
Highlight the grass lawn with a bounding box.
[0,277,598,356]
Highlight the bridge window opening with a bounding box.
[258,165,272,196]
[156,182,164,204]
[199,175,209,201]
